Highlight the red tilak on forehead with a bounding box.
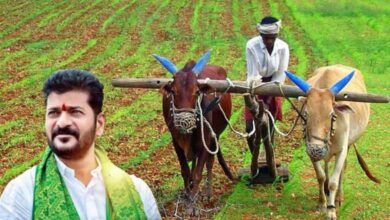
[61,103,68,111]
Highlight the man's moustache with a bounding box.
[52,127,80,140]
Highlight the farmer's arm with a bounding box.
[246,45,259,83]
[272,44,289,83]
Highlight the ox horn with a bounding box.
[330,70,355,94]
[153,54,178,74]
[285,71,311,93]
[192,49,211,75]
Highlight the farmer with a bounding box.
[0,69,161,219]
[245,16,290,133]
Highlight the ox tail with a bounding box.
[353,144,381,184]
[217,150,236,182]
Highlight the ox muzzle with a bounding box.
[169,93,200,134]
[306,143,329,162]
[173,109,197,134]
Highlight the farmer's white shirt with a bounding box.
[246,36,289,84]
[0,156,161,220]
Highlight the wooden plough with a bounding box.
[112,78,389,103]
[113,77,389,184]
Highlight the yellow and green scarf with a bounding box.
[32,147,147,220]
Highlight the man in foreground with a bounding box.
[0,69,161,219]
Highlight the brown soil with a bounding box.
[0,1,151,177]
[0,1,145,120]
[0,2,81,86]
[103,1,180,166]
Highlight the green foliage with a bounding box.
[119,0,170,70]
[99,3,134,33]
[191,0,203,36]
[107,91,159,123]
[0,151,44,186]
[0,50,27,71]
[0,120,23,137]
[154,173,184,204]
[2,131,36,150]
[38,12,63,28]
[25,40,48,50]
[1,39,97,94]
[37,2,79,29]
[120,132,171,170]
[0,38,21,50]
[0,0,66,38]
[86,36,126,69]
[55,0,103,32]
[284,0,390,79]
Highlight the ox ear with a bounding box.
[334,103,355,113]
[192,49,211,76]
[161,81,173,95]
[285,71,311,93]
[330,70,355,94]
[153,54,178,74]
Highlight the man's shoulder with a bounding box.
[5,166,36,190]
[246,36,261,48]
[128,175,161,219]
[129,175,150,191]
[128,175,155,200]
[0,166,36,217]
[276,38,289,49]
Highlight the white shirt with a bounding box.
[0,156,161,220]
[246,36,289,83]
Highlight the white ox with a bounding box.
[286,65,380,220]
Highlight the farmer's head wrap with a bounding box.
[256,16,281,34]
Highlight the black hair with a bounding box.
[260,16,279,25]
[43,69,104,115]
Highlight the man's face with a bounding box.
[45,90,104,160]
[261,33,277,50]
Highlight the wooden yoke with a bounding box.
[112,78,389,103]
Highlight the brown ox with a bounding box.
[153,51,234,203]
[286,65,380,220]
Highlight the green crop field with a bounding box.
[0,0,388,219]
